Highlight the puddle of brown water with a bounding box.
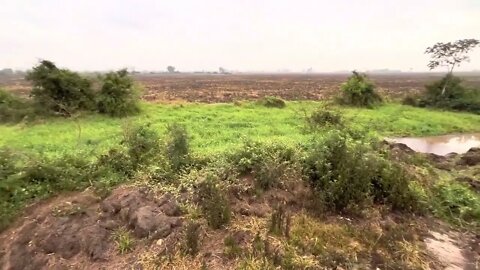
[390,133,480,156]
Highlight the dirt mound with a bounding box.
[0,187,183,270]
[458,147,480,166]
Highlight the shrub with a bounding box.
[95,148,133,177]
[421,74,480,113]
[402,95,420,107]
[338,71,382,107]
[26,60,95,115]
[122,123,161,171]
[96,69,141,117]
[182,221,201,256]
[0,89,33,122]
[228,140,296,175]
[224,234,243,258]
[165,123,190,171]
[197,176,231,229]
[307,107,342,129]
[227,140,298,190]
[20,155,92,192]
[269,204,291,237]
[0,148,17,181]
[432,181,480,225]
[258,96,286,108]
[303,130,418,211]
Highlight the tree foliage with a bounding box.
[97,69,140,117]
[425,39,479,72]
[26,60,95,115]
[338,71,382,107]
[425,39,479,96]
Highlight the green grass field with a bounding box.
[1,101,480,157]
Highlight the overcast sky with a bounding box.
[1,0,480,72]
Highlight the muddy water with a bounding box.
[391,133,480,156]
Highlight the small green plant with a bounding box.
[182,221,201,256]
[254,154,289,190]
[96,69,141,117]
[224,234,243,258]
[95,148,133,177]
[257,96,286,108]
[122,123,162,171]
[269,204,291,237]
[113,228,135,254]
[306,107,342,129]
[402,95,420,107]
[432,181,480,225]
[0,89,33,122]
[338,71,382,108]
[26,60,95,115]
[0,148,17,181]
[197,176,231,229]
[165,123,190,170]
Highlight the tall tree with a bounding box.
[425,38,479,95]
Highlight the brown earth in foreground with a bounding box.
[1,144,480,270]
[2,73,480,103]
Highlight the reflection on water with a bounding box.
[390,133,480,155]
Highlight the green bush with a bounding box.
[227,140,298,190]
[432,181,480,225]
[122,123,162,171]
[420,74,480,114]
[0,148,17,181]
[307,107,342,129]
[95,148,133,177]
[401,95,420,107]
[197,175,231,229]
[0,89,33,122]
[338,71,382,108]
[303,130,418,211]
[165,123,190,171]
[258,96,286,108]
[0,152,95,231]
[182,221,201,256]
[224,234,243,258]
[26,60,95,115]
[97,69,141,117]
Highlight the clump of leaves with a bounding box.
[113,228,135,254]
[303,129,419,212]
[224,234,243,258]
[402,94,420,107]
[306,107,342,129]
[122,123,162,171]
[182,221,201,256]
[228,140,298,190]
[431,181,480,225]
[269,204,291,237]
[97,69,141,117]
[338,71,382,108]
[165,123,190,171]
[0,89,33,123]
[420,74,480,114]
[257,96,286,108]
[26,60,95,115]
[197,176,231,229]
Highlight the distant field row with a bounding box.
[2,73,480,103]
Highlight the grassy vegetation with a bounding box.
[1,101,480,158]
[2,98,480,268]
